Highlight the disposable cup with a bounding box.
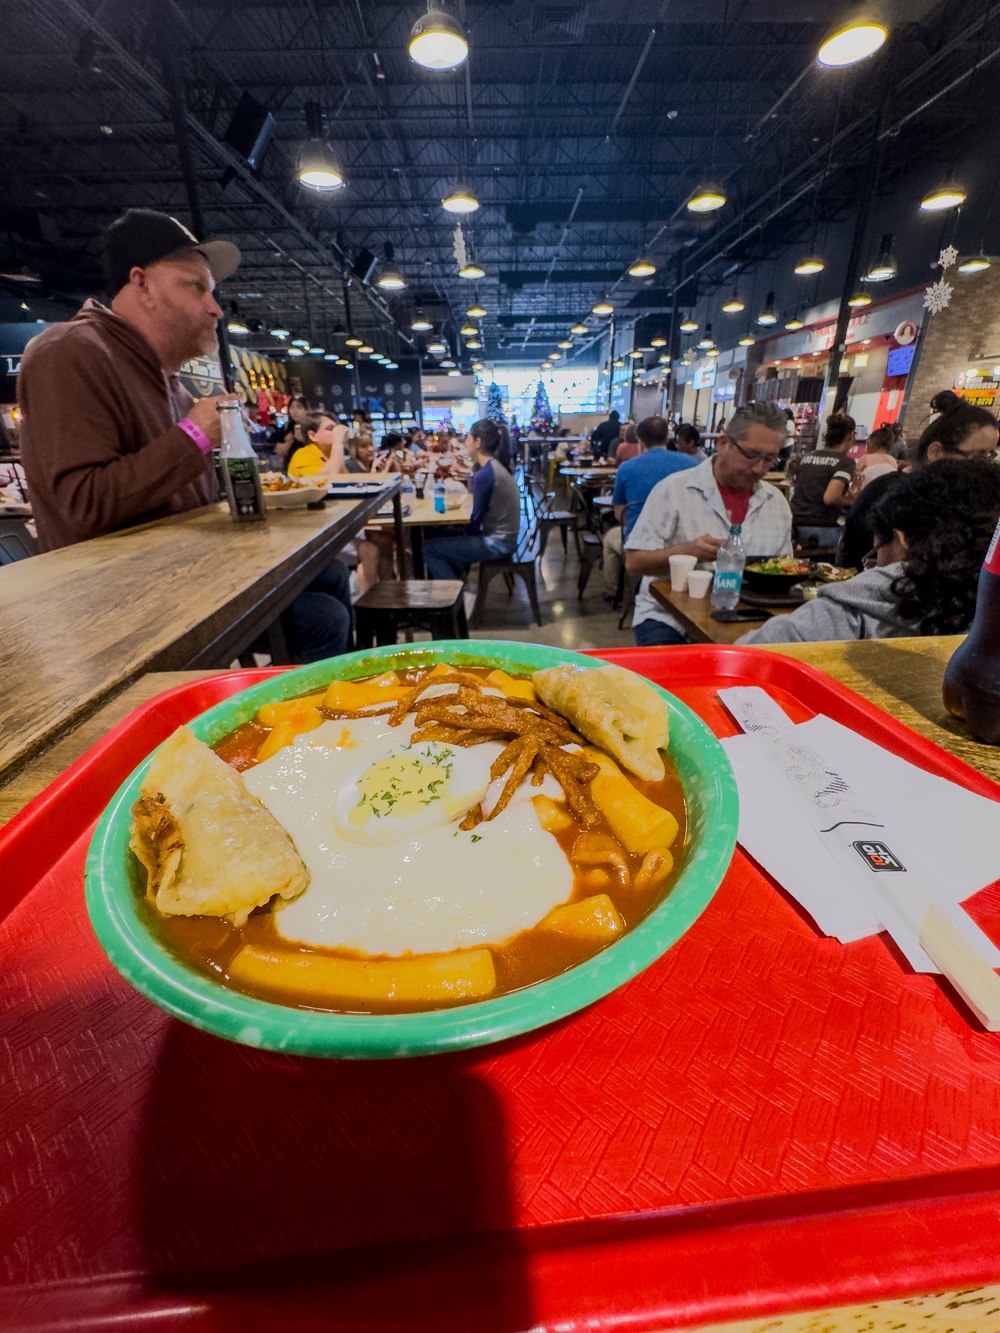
[668,554,698,592]
[686,569,713,599]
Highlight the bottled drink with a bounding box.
[943,516,1000,743]
[218,402,266,523]
[710,524,746,612]
[434,479,446,514]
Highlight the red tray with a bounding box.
[4,646,1000,1333]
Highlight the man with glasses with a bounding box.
[625,401,793,646]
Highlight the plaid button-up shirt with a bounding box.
[625,457,793,634]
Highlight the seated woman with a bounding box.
[424,419,521,581]
[738,458,1000,645]
[286,412,350,482]
[790,412,856,548]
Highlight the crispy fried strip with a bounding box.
[321,704,399,721]
[459,804,484,831]
[487,737,540,821]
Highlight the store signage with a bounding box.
[692,362,717,389]
[886,344,916,376]
[894,320,918,346]
[953,369,999,406]
[758,292,926,364]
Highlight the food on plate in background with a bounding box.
[746,557,811,577]
[129,662,685,1015]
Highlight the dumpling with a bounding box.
[130,726,309,926]
[532,664,669,782]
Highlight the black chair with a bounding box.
[0,517,38,565]
[532,485,578,560]
[355,579,468,647]
[576,531,603,598]
[470,517,543,628]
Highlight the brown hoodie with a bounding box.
[17,299,218,551]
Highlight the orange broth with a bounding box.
[147,667,688,1013]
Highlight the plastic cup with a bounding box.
[668,554,698,592]
[686,569,713,599]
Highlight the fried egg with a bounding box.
[242,717,574,957]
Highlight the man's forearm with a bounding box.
[625,543,696,577]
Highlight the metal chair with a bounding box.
[470,514,543,628]
[0,517,38,565]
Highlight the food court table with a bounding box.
[369,489,473,577]
[0,478,401,788]
[649,578,798,645]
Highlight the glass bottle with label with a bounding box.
[218,402,267,523]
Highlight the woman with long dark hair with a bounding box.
[424,418,521,581]
[739,458,1000,643]
[838,391,1000,568]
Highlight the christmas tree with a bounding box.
[530,379,554,433]
[486,381,506,423]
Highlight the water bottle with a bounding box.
[402,473,415,497]
[218,402,267,523]
[710,524,745,612]
[434,478,446,514]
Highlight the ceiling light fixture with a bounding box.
[592,300,614,315]
[738,333,756,346]
[958,252,992,274]
[558,340,573,349]
[458,262,486,279]
[345,335,363,347]
[466,303,487,318]
[541,360,553,369]
[658,354,671,364]
[291,337,310,348]
[460,324,477,336]
[756,292,778,326]
[466,339,482,349]
[411,311,433,332]
[335,357,350,366]
[629,349,643,359]
[427,339,447,355]
[706,346,720,356]
[227,318,249,334]
[785,315,804,331]
[864,233,897,282]
[472,361,485,371]
[794,254,825,276]
[376,242,406,290]
[817,21,887,67]
[324,353,338,361]
[920,171,966,212]
[686,184,726,213]
[650,334,667,346]
[358,343,374,354]
[679,315,699,332]
[721,295,745,314]
[442,186,479,213]
[697,325,715,349]
[296,103,345,190]
[288,347,304,357]
[447,368,462,376]
[549,352,562,359]
[847,290,872,308]
[628,257,657,278]
[570,323,588,335]
[441,358,456,367]
[408,6,469,71]
[308,345,324,354]
[269,325,290,339]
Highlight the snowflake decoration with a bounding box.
[924,278,954,315]
[937,245,959,270]
[452,225,468,269]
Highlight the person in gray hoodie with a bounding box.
[739,459,1000,645]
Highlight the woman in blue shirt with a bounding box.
[425,419,522,580]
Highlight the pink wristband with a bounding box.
[177,417,213,456]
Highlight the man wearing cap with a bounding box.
[18,208,243,550]
[18,208,354,660]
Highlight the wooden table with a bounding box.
[649,578,798,645]
[559,465,618,479]
[0,480,401,788]
[369,491,473,577]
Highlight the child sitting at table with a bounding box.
[287,413,350,482]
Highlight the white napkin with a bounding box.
[718,688,1000,969]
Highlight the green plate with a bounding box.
[86,641,738,1058]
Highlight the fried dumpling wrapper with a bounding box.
[130,726,309,926]
[532,664,669,782]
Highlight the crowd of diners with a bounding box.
[11,208,1000,662]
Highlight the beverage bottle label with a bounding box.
[713,569,742,593]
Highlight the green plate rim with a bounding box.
[85,640,738,1058]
